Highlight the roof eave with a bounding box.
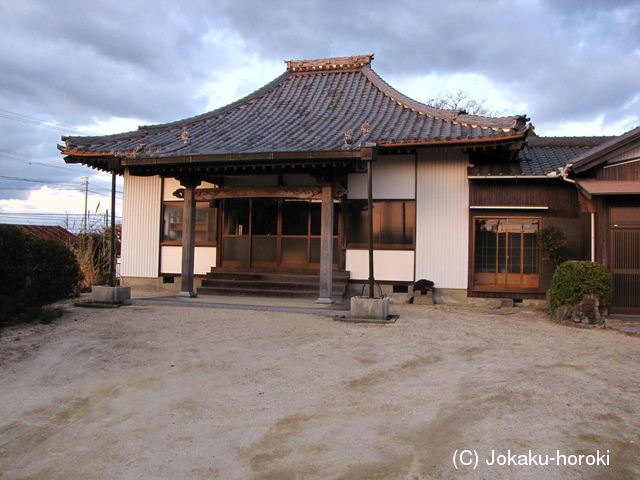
[119,149,365,167]
[381,132,528,149]
[62,148,370,174]
[571,126,640,174]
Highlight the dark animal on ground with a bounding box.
[413,279,434,295]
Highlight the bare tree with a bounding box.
[427,89,506,117]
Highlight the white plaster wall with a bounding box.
[160,246,217,275]
[346,250,415,282]
[347,155,415,199]
[120,171,162,278]
[415,149,469,289]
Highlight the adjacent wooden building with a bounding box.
[569,127,640,314]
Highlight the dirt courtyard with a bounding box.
[0,300,638,479]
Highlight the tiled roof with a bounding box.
[10,225,78,246]
[570,126,640,173]
[60,55,529,163]
[469,136,614,177]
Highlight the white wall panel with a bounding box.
[120,171,162,277]
[415,149,469,289]
[348,155,415,199]
[161,246,217,275]
[346,250,415,282]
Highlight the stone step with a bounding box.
[197,268,350,299]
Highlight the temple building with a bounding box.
[59,55,640,312]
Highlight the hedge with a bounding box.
[0,225,82,321]
[549,260,612,311]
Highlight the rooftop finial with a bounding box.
[286,55,374,73]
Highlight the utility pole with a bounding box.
[81,177,89,234]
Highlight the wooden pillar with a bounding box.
[177,178,201,298]
[109,170,116,287]
[316,185,334,304]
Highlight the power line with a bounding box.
[0,155,74,173]
[0,148,60,161]
[0,175,123,195]
[0,175,80,188]
[0,109,103,136]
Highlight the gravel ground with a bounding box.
[0,300,638,479]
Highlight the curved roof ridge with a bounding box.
[60,54,531,160]
[360,66,525,131]
[61,72,292,146]
[141,71,292,132]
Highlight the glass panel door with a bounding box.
[221,197,341,269]
[222,199,250,266]
[250,199,278,267]
[281,199,309,267]
[473,217,540,291]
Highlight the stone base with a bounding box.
[350,297,390,320]
[91,285,131,304]
[176,290,197,298]
[412,291,434,305]
[316,297,335,305]
[553,294,605,328]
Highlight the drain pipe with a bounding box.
[590,212,596,262]
[556,163,596,262]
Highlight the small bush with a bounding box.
[549,261,612,310]
[0,225,81,322]
[0,225,29,319]
[25,233,82,305]
[77,232,118,290]
[538,226,568,270]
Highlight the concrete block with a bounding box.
[91,285,131,304]
[350,297,390,320]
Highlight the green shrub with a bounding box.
[0,225,29,319]
[538,226,568,270]
[25,232,82,305]
[549,261,612,310]
[0,225,81,322]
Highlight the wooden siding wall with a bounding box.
[595,195,639,269]
[415,149,469,289]
[470,180,579,218]
[469,179,586,296]
[120,171,162,277]
[599,159,640,180]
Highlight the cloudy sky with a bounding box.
[1,0,639,230]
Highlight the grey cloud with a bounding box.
[0,0,639,202]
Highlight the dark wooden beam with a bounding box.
[316,185,335,304]
[176,177,202,297]
[173,185,348,201]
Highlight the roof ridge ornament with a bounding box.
[342,129,354,150]
[181,127,190,144]
[286,54,374,73]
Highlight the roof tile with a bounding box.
[61,56,529,161]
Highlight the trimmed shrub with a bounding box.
[0,225,29,319]
[0,225,81,322]
[24,232,82,305]
[549,261,612,311]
